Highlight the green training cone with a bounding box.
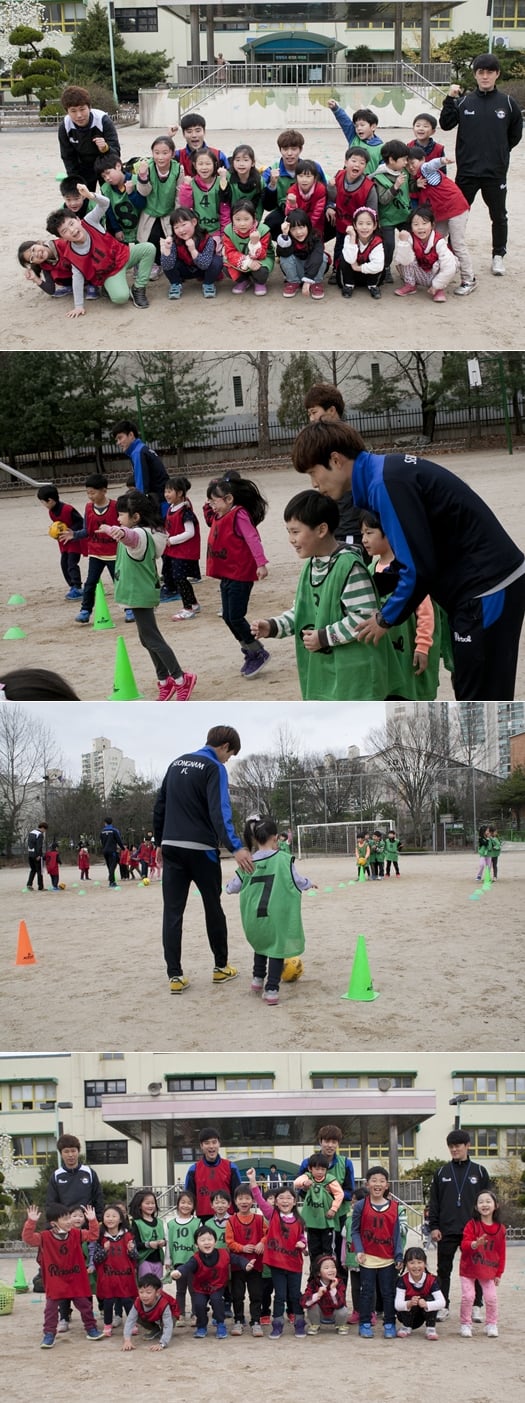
[482,865,492,890]
[7,594,26,606]
[108,636,144,701]
[358,864,367,884]
[14,1258,29,1292]
[3,626,26,640]
[93,580,114,631]
[341,934,380,1002]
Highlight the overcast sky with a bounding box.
[17,702,385,782]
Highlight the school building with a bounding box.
[2,1051,524,1196]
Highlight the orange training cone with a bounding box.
[107,636,144,701]
[341,934,379,1002]
[15,920,37,966]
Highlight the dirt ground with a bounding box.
[2,451,525,701]
[2,122,525,353]
[1,1244,524,1403]
[1,850,523,1053]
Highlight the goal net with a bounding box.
[296,820,395,860]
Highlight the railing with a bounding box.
[0,103,137,129]
[176,60,451,90]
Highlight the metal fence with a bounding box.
[176,60,451,89]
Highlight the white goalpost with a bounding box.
[296,820,395,860]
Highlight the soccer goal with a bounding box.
[297,820,395,859]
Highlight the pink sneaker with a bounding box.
[310,284,325,299]
[251,977,264,993]
[102,1324,113,1337]
[253,283,267,295]
[263,988,279,1006]
[394,284,417,296]
[232,279,249,294]
[432,289,447,302]
[348,1310,360,1324]
[174,670,197,701]
[157,676,178,701]
[283,282,300,297]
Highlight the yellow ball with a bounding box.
[281,956,304,983]
[49,520,66,539]
[58,882,66,890]
[142,877,150,886]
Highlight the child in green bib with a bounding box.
[128,1189,166,1281]
[251,490,390,700]
[360,509,441,700]
[226,816,315,1006]
[99,489,196,702]
[294,1153,344,1260]
[167,1189,200,1321]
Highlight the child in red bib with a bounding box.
[247,1169,307,1337]
[351,1165,404,1339]
[22,1201,102,1348]
[93,1203,138,1334]
[122,1273,179,1351]
[459,1190,506,1338]
[173,1225,230,1338]
[395,1246,446,1340]
[206,474,270,680]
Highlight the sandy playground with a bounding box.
[2,121,525,353]
[2,452,525,702]
[1,849,524,1054]
[1,1244,524,1403]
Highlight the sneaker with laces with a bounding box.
[491,255,505,275]
[86,1327,104,1340]
[202,283,216,297]
[359,1324,374,1338]
[459,1324,472,1337]
[394,284,417,296]
[212,964,238,984]
[336,1325,350,1334]
[169,975,190,994]
[157,676,178,702]
[242,648,270,679]
[40,1334,56,1348]
[102,1324,113,1337]
[368,285,381,299]
[174,670,198,701]
[160,589,181,601]
[64,588,83,600]
[437,1306,449,1319]
[53,286,72,297]
[310,284,325,299]
[383,1323,397,1338]
[425,1326,438,1340]
[75,609,90,624]
[194,1327,207,1338]
[341,284,354,298]
[251,1322,264,1336]
[485,1324,498,1337]
[130,285,149,308]
[169,283,182,299]
[283,282,301,297]
[269,1319,284,1339]
[251,977,264,993]
[397,1326,412,1337]
[216,1322,228,1339]
[171,609,198,620]
[57,1319,69,1333]
[263,988,279,1005]
[471,1306,483,1323]
[454,278,477,296]
[231,1322,243,1335]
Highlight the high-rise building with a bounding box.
[81,737,136,799]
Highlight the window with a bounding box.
[85,1140,129,1164]
[1,1082,57,1112]
[430,8,452,27]
[223,1076,274,1091]
[84,1079,126,1107]
[504,1077,525,1102]
[467,1128,500,1157]
[346,1131,416,1158]
[311,1076,360,1089]
[506,1128,525,1154]
[115,7,158,32]
[12,1135,55,1165]
[44,3,86,32]
[367,1076,415,1089]
[233,375,244,408]
[99,1053,125,1061]
[493,1,525,28]
[166,1077,217,1092]
[452,1076,498,1102]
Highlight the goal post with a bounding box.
[297,821,362,860]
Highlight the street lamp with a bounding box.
[40,1100,74,1153]
[449,1093,469,1130]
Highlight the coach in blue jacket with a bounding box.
[153,724,253,994]
[292,419,525,700]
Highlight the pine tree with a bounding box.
[66,2,168,101]
[277,352,321,430]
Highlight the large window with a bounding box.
[506,1128,525,1154]
[84,1079,126,1108]
[467,1128,500,1157]
[44,3,86,31]
[452,1076,498,1102]
[311,1076,360,1089]
[504,1077,525,1102]
[367,1076,415,1090]
[115,7,158,32]
[347,1131,416,1158]
[12,1135,55,1165]
[0,1082,57,1112]
[493,1,525,27]
[166,1077,217,1092]
[223,1076,274,1090]
[85,1140,129,1164]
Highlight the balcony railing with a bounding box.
[176,60,451,89]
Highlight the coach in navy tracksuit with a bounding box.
[291,419,525,700]
[153,724,253,990]
[100,817,125,888]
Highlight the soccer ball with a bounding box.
[49,521,67,539]
[142,878,150,886]
[281,956,304,983]
[58,882,66,890]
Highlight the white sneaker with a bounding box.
[454,278,477,296]
[436,1308,449,1321]
[460,1324,472,1337]
[485,1323,498,1337]
[471,1306,483,1323]
[491,255,505,275]
[57,1319,69,1333]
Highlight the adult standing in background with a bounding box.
[27,822,48,891]
[428,1129,490,1320]
[100,815,125,888]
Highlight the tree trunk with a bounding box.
[421,400,436,440]
[257,352,270,456]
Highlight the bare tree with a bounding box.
[366,710,451,847]
[0,708,60,855]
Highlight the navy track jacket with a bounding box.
[153,745,242,854]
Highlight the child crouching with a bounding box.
[301,1254,349,1334]
[394,206,458,302]
[395,1246,445,1340]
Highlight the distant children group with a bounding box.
[23,1125,506,1352]
[18,56,522,312]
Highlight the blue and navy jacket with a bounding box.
[100,823,125,855]
[124,436,169,511]
[351,450,524,626]
[153,745,243,856]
